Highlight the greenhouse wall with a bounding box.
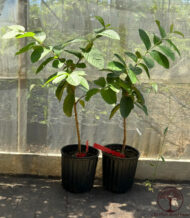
[0,0,190,178]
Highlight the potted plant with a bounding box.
[86,20,184,193]
[3,16,120,193]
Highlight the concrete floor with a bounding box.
[0,176,190,218]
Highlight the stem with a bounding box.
[122,118,127,154]
[73,101,81,153]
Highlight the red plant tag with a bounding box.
[93,143,125,158]
[76,140,89,158]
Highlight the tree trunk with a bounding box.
[121,118,126,154]
[74,102,81,153]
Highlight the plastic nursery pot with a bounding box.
[102,144,140,193]
[61,144,99,193]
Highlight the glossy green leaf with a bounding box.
[36,57,54,74]
[16,32,35,38]
[155,20,166,38]
[128,69,138,84]
[44,73,58,86]
[8,25,25,32]
[100,88,117,104]
[150,50,169,69]
[135,51,142,59]
[56,81,67,101]
[94,77,106,87]
[80,77,89,90]
[52,73,68,84]
[64,49,83,59]
[85,88,100,101]
[120,96,134,118]
[165,39,180,56]
[133,87,145,104]
[135,102,148,115]
[82,47,104,69]
[153,34,162,45]
[31,46,44,63]
[98,29,120,40]
[95,16,105,27]
[107,61,125,71]
[33,31,46,42]
[79,100,85,108]
[52,59,64,68]
[129,65,142,75]
[16,42,35,55]
[139,63,150,79]
[139,29,151,50]
[143,56,154,69]
[76,63,86,68]
[109,104,120,119]
[158,45,175,61]
[125,52,137,62]
[114,53,126,66]
[66,73,82,86]
[173,31,184,38]
[63,93,75,117]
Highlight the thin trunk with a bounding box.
[74,102,81,153]
[122,118,126,154]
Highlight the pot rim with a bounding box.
[103,143,140,160]
[61,144,99,160]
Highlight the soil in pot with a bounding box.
[103,144,140,193]
[61,144,99,193]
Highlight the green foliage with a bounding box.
[139,29,151,50]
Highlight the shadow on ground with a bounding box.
[0,176,190,217]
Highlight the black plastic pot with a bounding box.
[103,144,140,193]
[61,144,99,193]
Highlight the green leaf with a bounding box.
[66,73,82,86]
[79,100,85,108]
[135,102,148,115]
[98,29,120,40]
[109,83,120,93]
[82,47,104,69]
[76,63,86,68]
[64,49,83,59]
[120,96,134,118]
[133,87,145,104]
[173,31,184,38]
[153,34,162,45]
[152,83,158,92]
[150,50,169,69]
[56,81,67,101]
[95,16,105,27]
[109,104,120,119]
[16,42,35,55]
[63,93,75,117]
[170,24,174,33]
[85,88,100,101]
[135,51,142,59]
[33,31,46,42]
[8,25,25,32]
[94,27,105,34]
[2,31,19,39]
[119,80,131,93]
[139,63,150,79]
[44,73,58,86]
[114,53,126,66]
[164,127,168,135]
[94,77,106,87]
[139,29,151,50]
[52,59,64,68]
[160,156,165,162]
[125,52,137,62]
[31,46,44,63]
[36,57,54,74]
[165,39,180,56]
[16,32,35,38]
[129,65,142,75]
[100,88,117,104]
[155,20,166,38]
[158,45,175,61]
[53,45,64,56]
[143,56,154,69]
[80,77,89,90]
[128,69,138,84]
[107,61,125,71]
[52,73,68,84]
